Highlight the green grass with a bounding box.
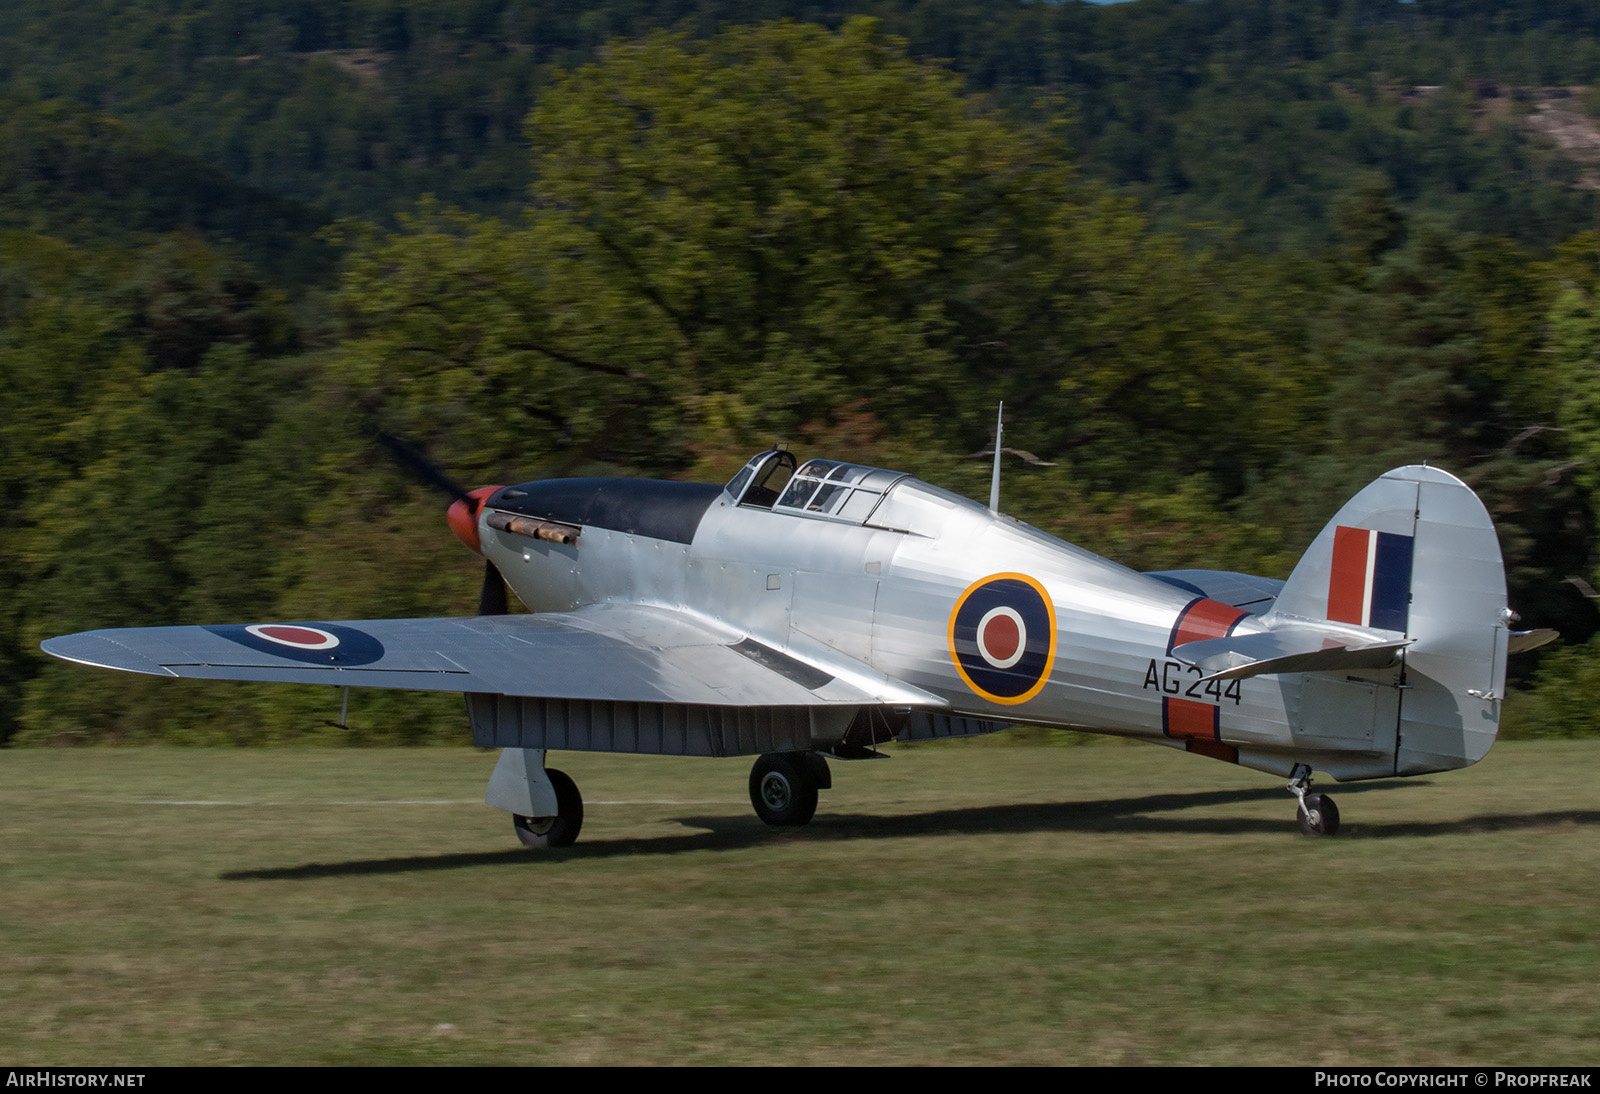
[2,739,1597,1065]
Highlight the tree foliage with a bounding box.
[338,20,1310,495]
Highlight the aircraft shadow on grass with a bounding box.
[219,780,1600,881]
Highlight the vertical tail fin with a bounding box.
[1272,466,1508,773]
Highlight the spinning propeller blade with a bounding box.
[373,430,473,503]
[479,559,510,616]
[371,428,509,614]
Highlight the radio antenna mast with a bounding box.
[988,402,1004,513]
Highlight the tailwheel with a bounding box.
[1296,792,1340,837]
[512,768,584,848]
[1287,765,1340,837]
[749,752,821,827]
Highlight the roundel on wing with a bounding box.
[947,573,1057,705]
[204,622,385,666]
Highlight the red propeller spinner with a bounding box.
[446,486,505,554]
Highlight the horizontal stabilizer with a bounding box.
[1173,625,1410,682]
[1507,628,1559,654]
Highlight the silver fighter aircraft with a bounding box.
[43,448,1553,845]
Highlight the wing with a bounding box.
[41,604,942,709]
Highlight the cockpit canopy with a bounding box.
[725,451,906,524]
[725,449,985,538]
[773,458,906,520]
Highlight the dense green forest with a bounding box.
[5,0,1600,745]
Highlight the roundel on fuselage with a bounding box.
[947,573,1057,705]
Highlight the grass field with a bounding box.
[2,738,1597,1065]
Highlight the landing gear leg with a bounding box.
[749,752,823,827]
[1288,764,1340,837]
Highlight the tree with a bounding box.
[339,20,1085,475]
[336,18,1304,497]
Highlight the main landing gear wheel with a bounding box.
[1296,793,1341,837]
[749,752,821,827]
[512,768,583,848]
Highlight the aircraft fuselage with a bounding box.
[479,468,1406,781]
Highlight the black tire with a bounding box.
[749,753,819,827]
[512,768,584,848]
[800,750,832,790]
[1297,792,1340,837]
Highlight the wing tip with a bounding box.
[40,632,178,677]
